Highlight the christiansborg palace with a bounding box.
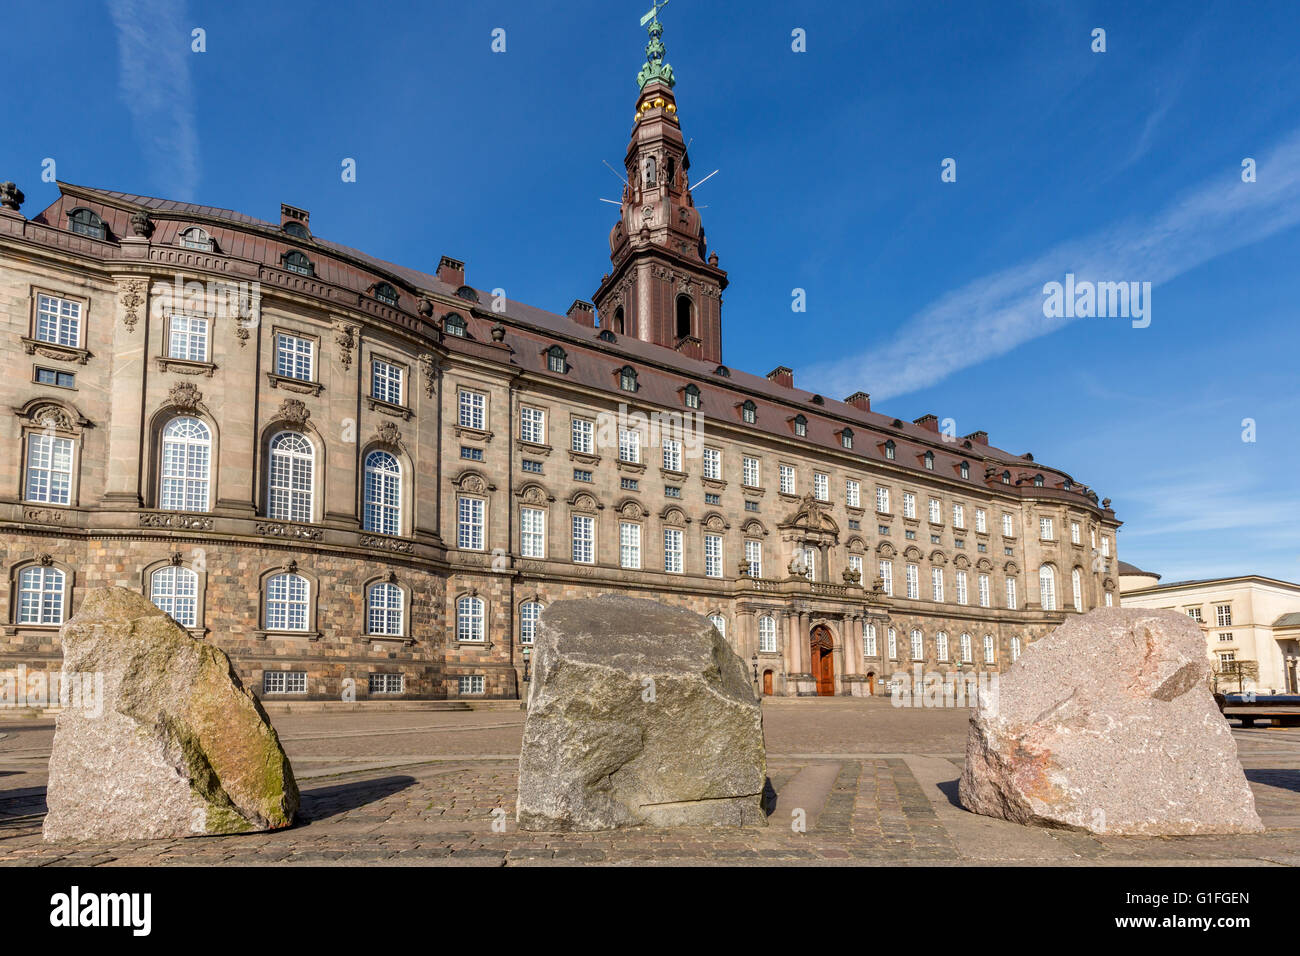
[0,18,1122,701]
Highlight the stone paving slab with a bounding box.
[2,698,1298,866]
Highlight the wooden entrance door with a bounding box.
[763,670,773,696]
[811,625,835,696]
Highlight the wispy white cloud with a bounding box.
[107,0,200,198]
[806,128,1300,402]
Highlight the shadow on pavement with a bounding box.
[297,774,417,822]
[1245,768,1300,794]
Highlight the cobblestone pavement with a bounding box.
[2,699,1298,866]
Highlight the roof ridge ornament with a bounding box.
[637,1,676,90]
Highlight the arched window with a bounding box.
[612,306,625,335]
[443,313,467,337]
[684,384,701,409]
[457,595,485,642]
[598,328,616,343]
[793,414,807,437]
[924,451,935,470]
[160,417,212,512]
[983,635,996,663]
[150,565,199,628]
[714,365,730,378]
[363,450,401,535]
[17,566,66,625]
[959,633,972,663]
[1002,471,1011,484]
[373,282,399,306]
[960,461,969,479]
[758,615,777,652]
[840,428,854,449]
[520,600,542,644]
[708,614,726,639]
[1072,567,1084,611]
[367,582,404,636]
[1033,474,1045,487]
[675,294,693,339]
[619,366,638,392]
[644,155,657,186]
[546,346,567,373]
[282,250,314,276]
[178,226,214,251]
[267,431,314,522]
[884,440,896,460]
[265,573,310,631]
[741,400,757,424]
[67,208,106,239]
[283,221,310,239]
[909,629,924,661]
[1039,564,1057,611]
[936,631,949,662]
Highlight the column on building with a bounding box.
[101,273,153,508]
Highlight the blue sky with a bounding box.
[2,0,1298,584]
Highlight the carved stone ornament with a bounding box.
[169,551,184,566]
[275,398,310,426]
[419,353,436,398]
[168,381,202,411]
[38,553,54,567]
[335,323,358,370]
[119,278,148,333]
[376,421,401,446]
[0,181,24,211]
[417,296,434,318]
[129,211,154,238]
[30,404,76,432]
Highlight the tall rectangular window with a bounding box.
[1006,578,1017,610]
[663,438,682,472]
[877,487,890,514]
[743,456,760,487]
[457,496,484,550]
[704,534,722,578]
[975,509,987,533]
[458,390,485,430]
[931,568,944,602]
[1070,521,1081,544]
[24,433,74,505]
[168,315,209,362]
[35,294,82,347]
[1040,517,1054,540]
[620,522,641,569]
[572,514,595,564]
[745,539,762,577]
[879,560,893,596]
[863,624,877,657]
[928,498,941,523]
[813,473,828,502]
[663,528,683,573]
[1002,514,1014,537]
[618,428,641,463]
[978,574,990,608]
[520,406,545,445]
[520,506,545,558]
[1216,604,1233,627]
[1102,536,1111,557]
[956,570,968,605]
[953,503,965,529]
[848,554,863,581]
[371,359,403,405]
[906,564,919,600]
[779,464,795,495]
[275,332,314,381]
[702,447,721,480]
[571,418,594,453]
[903,492,916,519]
[846,479,860,509]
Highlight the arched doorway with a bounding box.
[866,671,876,696]
[762,669,774,696]
[810,625,835,696]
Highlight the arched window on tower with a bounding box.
[613,306,625,335]
[644,156,657,186]
[675,295,693,340]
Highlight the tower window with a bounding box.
[675,295,693,339]
[613,306,625,335]
[644,156,657,186]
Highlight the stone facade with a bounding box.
[0,67,1123,702]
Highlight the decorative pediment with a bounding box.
[617,498,646,519]
[1004,561,1020,574]
[904,546,923,561]
[929,550,948,566]
[976,557,994,571]
[876,541,897,557]
[844,535,866,552]
[953,554,971,570]
[780,493,839,534]
[701,512,729,532]
[660,506,688,527]
[15,399,90,433]
[569,491,602,512]
[741,518,768,538]
[517,482,555,505]
[454,470,495,495]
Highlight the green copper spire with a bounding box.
[637,1,676,90]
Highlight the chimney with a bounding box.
[963,430,989,446]
[766,366,794,388]
[913,414,939,433]
[567,299,596,328]
[844,391,871,412]
[280,203,310,230]
[437,255,465,288]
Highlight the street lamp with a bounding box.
[522,646,531,682]
[751,653,759,685]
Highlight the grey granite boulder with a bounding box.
[959,607,1263,835]
[44,587,298,842]
[517,595,767,830]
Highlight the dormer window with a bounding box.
[840,428,854,450]
[1033,474,1045,487]
[924,451,935,470]
[546,346,568,374]
[714,365,730,378]
[810,395,824,405]
[178,226,214,251]
[373,282,399,306]
[68,208,106,240]
[598,328,616,343]
[960,461,970,479]
[282,251,314,276]
[1002,471,1011,484]
[793,415,807,437]
[283,221,310,239]
[684,384,701,409]
[619,366,638,392]
[1063,478,1072,490]
[455,286,480,303]
[443,313,467,338]
[884,440,896,460]
[741,400,757,424]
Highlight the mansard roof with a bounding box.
[22,182,1115,519]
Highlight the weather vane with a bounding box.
[640,0,670,28]
[637,0,675,89]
